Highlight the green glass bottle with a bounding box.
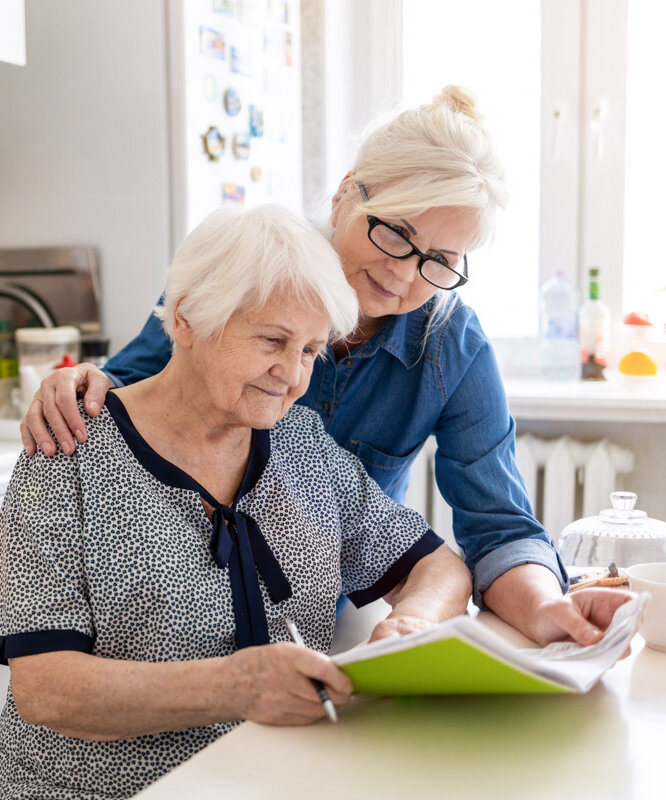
[578,267,611,380]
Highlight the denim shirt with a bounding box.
[104,296,568,605]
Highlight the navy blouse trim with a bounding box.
[347,529,444,607]
[104,391,270,507]
[105,391,291,649]
[0,630,94,665]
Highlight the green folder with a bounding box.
[336,635,571,695]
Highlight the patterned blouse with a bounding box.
[0,393,441,799]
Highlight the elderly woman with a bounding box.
[0,206,471,799]
[23,86,631,648]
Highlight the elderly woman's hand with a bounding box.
[366,544,472,643]
[224,643,353,725]
[368,614,438,643]
[20,362,111,457]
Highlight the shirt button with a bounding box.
[343,358,353,368]
[322,401,331,411]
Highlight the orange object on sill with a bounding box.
[618,350,658,376]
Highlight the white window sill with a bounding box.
[504,376,666,423]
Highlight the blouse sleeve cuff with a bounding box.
[347,529,444,608]
[102,369,124,388]
[0,630,94,665]
[472,538,570,609]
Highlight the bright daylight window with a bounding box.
[402,0,541,339]
[623,0,666,324]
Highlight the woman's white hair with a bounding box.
[155,204,359,343]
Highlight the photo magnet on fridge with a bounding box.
[224,87,242,116]
[199,27,226,59]
[202,126,226,161]
[232,132,251,159]
[230,45,253,76]
[222,183,246,203]
[249,105,264,137]
[213,0,237,15]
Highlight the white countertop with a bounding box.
[504,376,666,423]
[135,612,666,800]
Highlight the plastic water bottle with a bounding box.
[540,271,579,381]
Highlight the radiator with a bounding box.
[405,435,635,545]
[514,434,635,543]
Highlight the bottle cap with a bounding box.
[54,353,78,369]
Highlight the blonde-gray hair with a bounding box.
[344,85,508,332]
[350,86,508,250]
[155,205,358,343]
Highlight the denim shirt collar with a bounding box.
[349,301,434,369]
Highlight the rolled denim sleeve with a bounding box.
[103,295,172,387]
[432,314,568,606]
[473,538,569,608]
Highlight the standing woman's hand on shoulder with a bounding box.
[20,362,112,457]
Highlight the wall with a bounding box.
[0,0,171,353]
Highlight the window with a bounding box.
[402,0,666,347]
[403,0,542,339]
[623,0,666,324]
[309,1,665,351]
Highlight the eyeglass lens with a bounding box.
[369,223,464,289]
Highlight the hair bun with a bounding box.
[433,85,482,122]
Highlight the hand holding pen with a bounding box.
[284,617,339,723]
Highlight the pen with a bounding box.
[283,617,338,723]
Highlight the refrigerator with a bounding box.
[0,0,302,352]
[168,0,303,246]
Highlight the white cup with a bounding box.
[627,562,666,651]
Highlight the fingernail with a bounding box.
[75,429,86,443]
[61,442,73,456]
[40,442,54,456]
[88,400,99,411]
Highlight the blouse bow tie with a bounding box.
[211,505,292,649]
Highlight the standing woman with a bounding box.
[21,87,620,647]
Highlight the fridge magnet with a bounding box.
[285,31,293,67]
[202,126,226,161]
[213,0,237,15]
[232,132,251,159]
[249,105,264,137]
[230,45,253,76]
[223,183,246,203]
[203,74,219,102]
[223,87,242,116]
[250,165,262,182]
[199,26,226,60]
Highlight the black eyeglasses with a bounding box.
[358,185,468,290]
